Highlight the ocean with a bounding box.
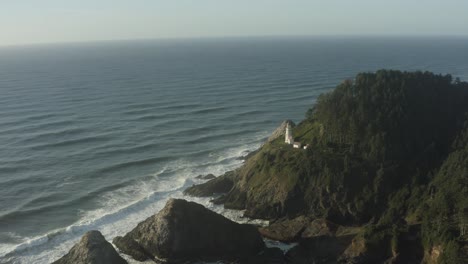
[0,37,467,263]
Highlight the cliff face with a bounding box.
[222,144,307,218]
[221,139,317,219]
[220,126,373,222]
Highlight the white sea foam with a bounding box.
[0,135,271,264]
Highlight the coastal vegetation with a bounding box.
[190,70,468,262]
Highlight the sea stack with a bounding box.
[113,198,265,263]
[51,230,127,264]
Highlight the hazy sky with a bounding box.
[1,0,468,46]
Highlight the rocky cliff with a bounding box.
[186,70,468,262]
[113,198,265,263]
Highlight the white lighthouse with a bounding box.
[285,123,294,144]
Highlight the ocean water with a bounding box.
[0,37,467,263]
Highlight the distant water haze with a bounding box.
[2,1,468,46]
[0,37,468,263]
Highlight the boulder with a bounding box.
[184,171,235,197]
[422,245,443,264]
[259,217,342,243]
[340,234,391,264]
[113,235,149,261]
[52,230,127,264]
[301,218,339,238]
[258,216,310,242]
[340,235,367,262]
[113,198,265,263]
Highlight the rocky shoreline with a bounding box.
[50,173,375,264]
[53,71,468,263]
[51,120,437,264]
[51,121,374,264]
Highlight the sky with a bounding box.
[1,0,468,46]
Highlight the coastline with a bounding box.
[1,136,272,264]
[1,39,467,263]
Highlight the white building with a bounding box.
[285,123,294,144]
[303,144,309,150]
[293,142,302,149]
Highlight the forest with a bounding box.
[299,70,468,262]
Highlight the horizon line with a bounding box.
[2,33,468,49]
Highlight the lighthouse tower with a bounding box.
[285,123,293,144]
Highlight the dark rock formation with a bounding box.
[340,233,393,264]
[218,145,308,220]
[184,171,235,197]
[113,235,149,262]
[258,217,341,243]
[52,230,127,264]
[259,216,310,242]
[301,218,339,238]
[195,174,216,180]
[113,198,265,263]
[285,235,353,264]
[422,245,443,264]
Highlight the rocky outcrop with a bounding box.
[195,174,216,180]
[113,235,149,261]
[184,121,297,201]
[285,235,353,264]
[340,235,368,262]
[260,216,343,243]
[256,215,366,263]
[113,198,265,263]
[184,171,236,197]
[422,245,443,264]
[301,218,339,238]
[220,145,308,220]
[259,216,310,242]
[340,234,393,264]
[52,230,127,264]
